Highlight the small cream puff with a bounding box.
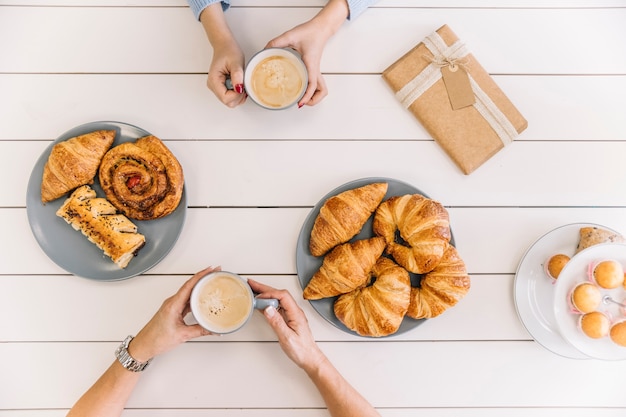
[591,260,624,289]
[569,282,602,314]
[544,254,570,280]
[579,311,610,339]
[610,320,626,347]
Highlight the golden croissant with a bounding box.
[373,194,450,274]
[407,244,470,319]
[41,130,116,203]
[334,257,411,337]
[309,182,388,257]
[303,237,386,300]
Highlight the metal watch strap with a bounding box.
[115,335,152,372]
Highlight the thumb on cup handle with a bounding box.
[255,297,279,310]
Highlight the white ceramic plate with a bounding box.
[553,243,626,360]
[295,177,455,338]
[513,223,621,359]
[26,121,186,281]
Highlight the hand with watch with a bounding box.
[116,266,217,371]
[114,335,152,372]
[67,265,380,417]
[66,266,219,417]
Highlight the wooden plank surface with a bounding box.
[1,74,625,141]
[3,341,626,409]
[4,0,626,6]
[2,409,626,417]
[2,1,625,415]
[1,7,625,74]
[0,274,525,342]
[5,140,626,208]
[3,207,626,275]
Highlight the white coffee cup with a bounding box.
[190,271,279,334]
[243,48,308,110]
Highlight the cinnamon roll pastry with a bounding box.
[98,135,184,220]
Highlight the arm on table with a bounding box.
[197,3,247,107]
[249,279,381,417]
[186,0,377,108]
[66,267,219,417]
[266,0,377,107]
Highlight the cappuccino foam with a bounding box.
[250,56,304,108]
[196,274,252,333]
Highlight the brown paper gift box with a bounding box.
[383,25,528,174]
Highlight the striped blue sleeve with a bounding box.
[346,0,377,20]
[185,0,374,22]
[186,0,230,21]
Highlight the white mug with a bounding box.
[228,48,308,110]
[190,271,279,334]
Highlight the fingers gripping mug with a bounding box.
[190,271,279,334]
[228,47,308,110]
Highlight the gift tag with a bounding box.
[441,64,475,110]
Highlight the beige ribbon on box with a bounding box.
[395,31,518,146]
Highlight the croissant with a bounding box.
[56,185,146,268]
[99,135,184,220]
[303,237,386,300]
[373,194,450,274]
[334,257,411,337]
[406,244,470,319]
[41,130,116,203]
[309,182,388,257]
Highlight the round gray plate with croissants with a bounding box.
[296,177,455,338]
[26,121,186,281]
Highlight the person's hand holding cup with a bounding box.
[190,271,279,334]
[228,48,308,110]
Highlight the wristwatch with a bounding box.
[115,335,152,372]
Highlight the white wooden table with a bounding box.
[2,1,626,415]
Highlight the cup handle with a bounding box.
[254,297,279,310]
[225,77,234,91]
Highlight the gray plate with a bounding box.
[26,121,186,281]
[296,177,455,338]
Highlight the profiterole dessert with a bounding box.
[544,253,570,280]
[569,282,602,314]
[579,311,610,339]
[591,259,624,289]
[610,320,626,347]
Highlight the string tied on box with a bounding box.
[395,30,518,146]
[423,43,469,73]
[425,55,469,72]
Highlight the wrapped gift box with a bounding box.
[383,24,527,174]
